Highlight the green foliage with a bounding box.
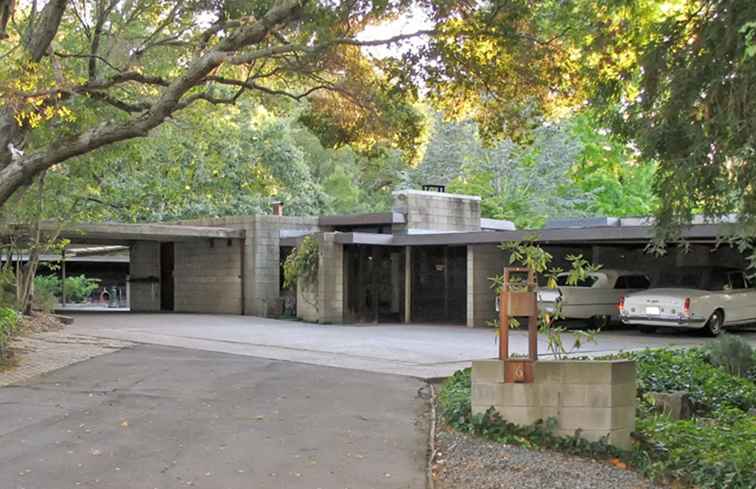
[282,236,320,290]
[0,268,15,309]
[705,334,755,379]
[568,113,658,218]
[32,275,60,312]
[414,112,656,229]
[33,274,100,307]
[493,239,601,358]
[438,368,622,457]
[625,348,756,414]
[584,0,756,226]
[437,368,473,431]
[0,307,19,363]
[636,409,756,489]
[440,346,756,489]
[63,275,100,303]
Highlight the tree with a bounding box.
[414,111,657,228]
[0,0,429,208]
[581,0,756,228]
[568,113,658,218]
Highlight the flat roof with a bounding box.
[4,254,130,263]
[333,223,734,247]
[2,222,244,245]
[318,212,405,227]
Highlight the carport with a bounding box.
[333,220,747,327]
[10,222,246,314]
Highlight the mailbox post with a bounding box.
[498,267,538,383]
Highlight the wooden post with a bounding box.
[499,267,538,383]
[498,269,510,360]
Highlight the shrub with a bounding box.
[283,236,319,290]
[63,275,100,303]
[0,306,19,363]
[439,347,756,489]
[0,268,15,308]
[437,368,472,431]
[637,409,756,489]
[705,333,755,378]
[33,274,100,307]
[626,348,756,413]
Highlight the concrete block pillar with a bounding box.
[467,244,506,327]
[472,359,637,449]
[317,233,344,323]
[129,241,161,312]
[404,246,412,323]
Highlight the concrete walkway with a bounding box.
[0,345,427,489]
[66,313,756,379]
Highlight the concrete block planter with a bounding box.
[472,359,637,449]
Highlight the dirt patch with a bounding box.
[17,311,65,334]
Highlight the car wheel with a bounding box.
[639,326,656,334]
[590,315,610,329]
[705,311,724,337]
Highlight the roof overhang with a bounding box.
[332,223,736,247]
[2,222,245,245]
[318,212,405,227]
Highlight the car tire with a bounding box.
[639,326,656,334]
[590,315,610,329]
[704,311,724,337]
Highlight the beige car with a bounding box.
[537,270,650,328]
[619,267,756,336]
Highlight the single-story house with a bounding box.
[5,190,748,326]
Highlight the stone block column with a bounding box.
[467,244,507,327]
[129,241,161,312]
[317,232,344,323]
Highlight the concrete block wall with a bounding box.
[129,241,160,312]
[392,190,481,234]
[178,215,319,317]
[467,244,506,327]
[317,232,345,323]
[472,359,636,449]
[173,239,243,314]
[296,279,319,322]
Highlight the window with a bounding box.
[729,272,747,290]
[657,271,702,289]
[706,271,729,291]
[556,274,598,287]
[615,275,650,289]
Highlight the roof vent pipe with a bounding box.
[272,201,284,216]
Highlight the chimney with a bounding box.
[422,184,446,193]
[271,201,284,216]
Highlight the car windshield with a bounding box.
[556,274,598,287]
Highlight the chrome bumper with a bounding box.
[621,315,706,328]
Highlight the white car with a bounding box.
[619,267,756,336]
[537,270,650,328]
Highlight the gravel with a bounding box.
[432,428,665,489]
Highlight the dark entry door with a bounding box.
[160,242,175,311]
[412,246,467,323]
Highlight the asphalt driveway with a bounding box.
[0,345,428,489]
[66,313,756,379]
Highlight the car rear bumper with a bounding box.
[620,315,707,328]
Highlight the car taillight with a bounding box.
[618,296,625,313]
[683,297,691,316]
